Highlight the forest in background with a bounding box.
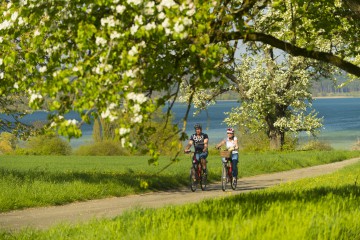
[216,75,360,101]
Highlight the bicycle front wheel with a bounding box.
[221,164,227,191]
[200,169,207,191]
[190,168,197,192]
[231,176,237,190]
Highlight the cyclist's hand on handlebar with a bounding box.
[184,149,191,153]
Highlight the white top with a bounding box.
[226,136,238,153]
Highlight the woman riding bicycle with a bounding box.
[215,128,239,184]
[184,123,209,176]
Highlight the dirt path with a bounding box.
[1,157,359,232]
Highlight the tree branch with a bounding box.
[219,31,360,77]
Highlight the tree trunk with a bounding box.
[269,129,285,150]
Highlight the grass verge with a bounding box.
[0,150,359,212]
[2,156,360,239]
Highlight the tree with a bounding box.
[0,1,359,161]
[224,49,323,150]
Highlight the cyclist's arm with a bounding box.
[216,140,226,149]
[185,140,193,152]
[203,138,209,152]
[234,137,239,150]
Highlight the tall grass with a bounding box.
[0,150,359,212]
[3,160,360,239]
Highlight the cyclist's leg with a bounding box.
[232,153,239,179]
[199,152,208,174]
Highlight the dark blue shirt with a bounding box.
[190,133,209,152]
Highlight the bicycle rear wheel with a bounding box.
[221,164,227,191]
[190,168,197,192]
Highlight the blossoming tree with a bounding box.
[0,0,359,160]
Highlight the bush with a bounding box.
[15,134,72,155]
[300,140,333,151]
[351,138,360,150]
[74,140,130,156]
[0,132,17,154]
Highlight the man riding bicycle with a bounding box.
[184,123,209,178]
[215,128,239,184]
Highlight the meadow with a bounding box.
[1,151,360,239]
[0,150,360,213]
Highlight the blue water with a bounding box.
[4,98,360,149]
[169,98,360,149]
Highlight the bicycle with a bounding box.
[185,150,207,192]
[219,149,237,191]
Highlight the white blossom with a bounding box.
[66,119,78,126]
[127,0,142,6]
[134,15,143,25]
[11,11,18,21]
[119,128,131,136]
[162,18,170,28]
[29,93,43,103]
[110,31,122,39]
[34,29,40,36]
[132,114,143,123]
[0,20,12,30]
[133,104,141,113]
[158,12,166,20]
[186,8,196,16]
[14,82,19,89]
[128,46,138,56]
[127,92,148,104]
[130,24,139,35]
[0,72,4,79]
[0,58,2,65]
[101,16,116,27]
[116,5,126,14]
[174,22,184,33]
[18,17,25,25]
[95,37,107,46]
[144,22,156,31]
[38,66,47,73]
[160,0,177,8]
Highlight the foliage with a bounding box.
[15,133,72,155]
[351,138,360,151]
[300,140,333,151]
[74,140,129,156]
[222,50,323,149]
[0,0,359,163]
[0,132,17,154]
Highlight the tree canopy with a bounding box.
[0,0,359,160]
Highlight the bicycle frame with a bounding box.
[189,152,207,192]
[221,157,236,191]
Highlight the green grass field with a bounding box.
[1,152,360,239]
[0,150,359,213]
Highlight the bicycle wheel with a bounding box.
[190,168,197,192]
[221,163,227,191]
[200,168,207,191]
[231,176,237,190]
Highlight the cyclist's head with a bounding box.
[194,123,202,131]
[227,128,234,134]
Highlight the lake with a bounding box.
[169,98,360,150]
[9,98,360,150]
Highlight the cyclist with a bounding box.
[215,128,239,184]
[184,123,209,177]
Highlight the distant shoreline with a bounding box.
[313,96,360,99]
